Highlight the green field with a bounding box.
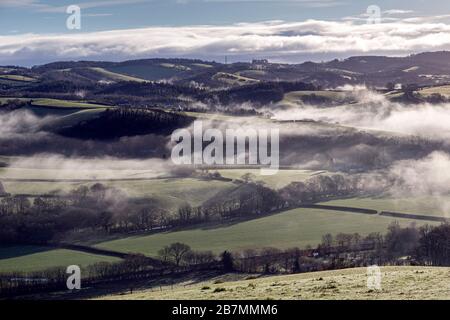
[419,84,450,97]
[89,67,147,82]
[321,196,450,217]
[41,108,107,129]
[0,74,36,82]
[31,98,111,109]
[216,169,326,189]
[1,177,236,212]
[98,266,450,300]
[191,63,213,68]
[106,64,183,81]
[0,246,120,273]
[95,207,435,256]
[213,72,259,85]
[0,167,163,181]
[0,97,110,110]
[235,70,268,78]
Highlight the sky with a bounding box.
[1,0,450,65]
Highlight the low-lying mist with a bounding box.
[271,86,450,140]
[5,154,194,180]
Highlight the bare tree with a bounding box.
[159,242,192,266]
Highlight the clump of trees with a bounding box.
[415,224,450,265]
[58,108,194,140]
[199,81,316,106]
[279,174,389,205]
[158,242,215,267]
[0,183,168,244]
[0,99,30,113]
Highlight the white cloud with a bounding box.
[0,0,150,12]
[2,17,450,65]
[383,9,414,15]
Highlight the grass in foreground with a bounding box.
[97,266,450,300]
[95,208,435,256]
[0,245,121,273]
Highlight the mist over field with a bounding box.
[2,87,450,202]
[272,86,450,140]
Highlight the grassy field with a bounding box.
[41,108,107,130]
[106,64,183,81]
[321,196,450,217]
[95,207,435,256]
[97,266,450,300]
[191,63,213,68]
[0,97,110,110]
[419,84,450,97]
[0,245,120,273]
[0,75,36,82]
[31,98,111,109]
[0,167,164,180]
[89,67,147,82]
[1,177,236,212]
[216,169,326,189]
[213,72,259,85]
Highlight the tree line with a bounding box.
[0,172,394,245]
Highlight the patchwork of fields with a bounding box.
[0,152,446,272]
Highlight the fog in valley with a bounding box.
[1,87,450,204]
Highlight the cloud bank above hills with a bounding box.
[3,16,450,66]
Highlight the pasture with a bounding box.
[418,84,450,97]
[321,196,450,217]
[212,72,259,85]
[31,98,111,109]
[0,245,120,273]
[89,67,147,82]
[1,177,236,212]
[216,168,326,188]
[106,64,183,81]
[94,207,435,256]
[0,75,36,82]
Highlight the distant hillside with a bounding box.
[4,51,450,90]
[3,51,450,112]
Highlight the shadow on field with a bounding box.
[0,245,50,260]
[23,270,253,300]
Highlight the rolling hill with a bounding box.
[96,266,450,300]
